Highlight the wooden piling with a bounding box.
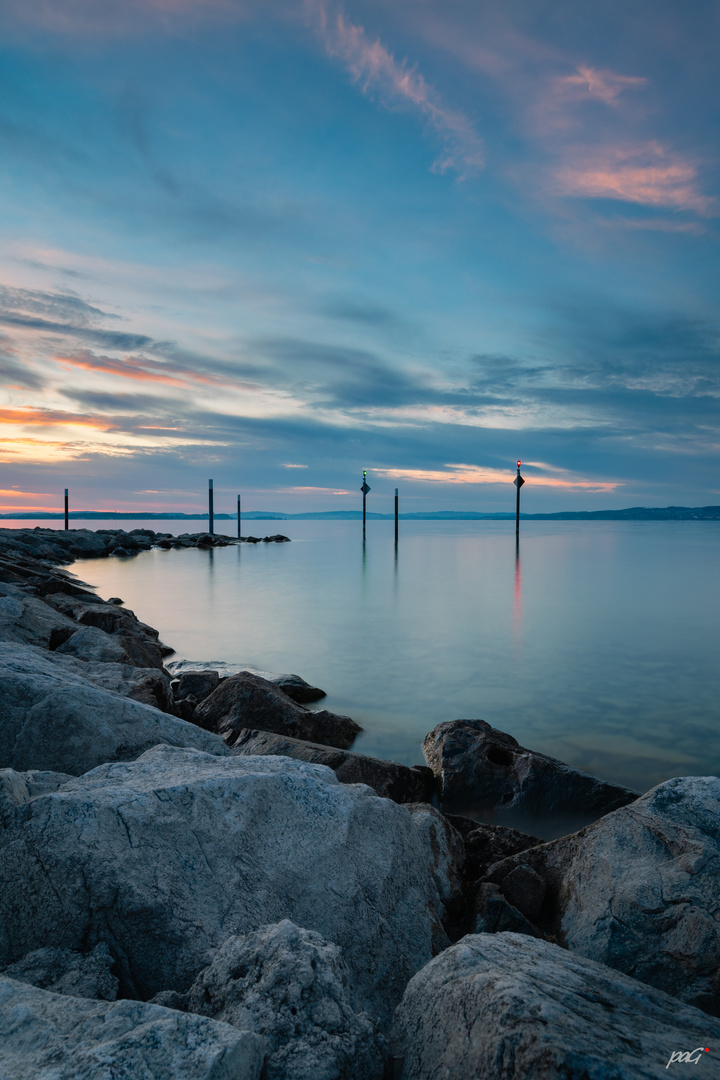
[208,479,214,535]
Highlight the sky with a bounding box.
[0,0,718,515]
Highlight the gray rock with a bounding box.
[0,582,79,649]
[0,768,73,828]
[447,817,542,890]
[423,718,637,828]
[0,642,229,774]
[0,746,456,1022]
[173,921,384,1080]
[1,944,118,1000]
[174,669,221,702]
[51,654,175,712]
[389,932,720,1079]
[194,671,360,750]
[55,624,138,664]
[484,775,720,1016]
[232,729,435,803]
[0,976,264,1080]
[167,660,327,703]
[473,881,541,937]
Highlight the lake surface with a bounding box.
[52,516,720,802]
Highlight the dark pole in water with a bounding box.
[394,487,399,545]
[237,493,241,539]
[360,470,371,540]
[514,460,525,538]
[64,488,69,531]
[208,479,214,535]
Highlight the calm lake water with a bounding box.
[34,518,720,798]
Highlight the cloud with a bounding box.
[374,462,620,492]
[309,0,483,177]
[555,143,715,215]
[554,65,647,107]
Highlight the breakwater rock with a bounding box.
[0,526,290,565]
[0,526,717,1078]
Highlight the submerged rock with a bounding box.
[423,718,637,825]
[232,729,434,804]
[389,932,720,1079]
[194,671,360,750]
[156,921,384,1080]
[0,746,457,1022]
[0,976,264,1080]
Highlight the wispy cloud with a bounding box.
[309,1,483,177]
[554,65,647,107]
[376,462,620,492]
[555,143,715,215]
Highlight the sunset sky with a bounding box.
[1,0,718,515]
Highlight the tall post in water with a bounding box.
[514,460,525,539]
[394,487,399,546]
[64,488,69,531]
[208,479,214,535]
[360,470,371,540]
[237,494,241,539]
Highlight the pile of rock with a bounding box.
[0,526,290,565]
[1,529,718,1080]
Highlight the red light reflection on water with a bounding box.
[513,545,523,642]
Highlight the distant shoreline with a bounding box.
[1,506,719,523]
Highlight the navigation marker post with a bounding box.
[514,460,525,538]
[237,494,241,540]
[394,488,399,546]
[208,479,214,535]
[360,470,371,540]
[64,489,69,531]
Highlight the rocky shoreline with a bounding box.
[0,527,718,1078]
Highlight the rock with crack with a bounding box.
[194,671,360,750]
[478,775,720,1015]
[232,729,435,804]
[154,921,384,1080]
[0,746,458,1022]
[423,718,637,828]
[0,642,229,774]
[389,932,720,1080]
[0,976,264,1080]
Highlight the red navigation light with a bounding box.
[517,460,521,468]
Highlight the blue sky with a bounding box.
[0,0,718,514]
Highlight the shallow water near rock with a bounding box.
[51,517,720,818]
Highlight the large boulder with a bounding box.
[389,933,720,1079]
[194,671,361,750]
[167,660,326,703]
[0,642,228,774]
[479,776,720,1015]
[0,976,264,1080]
[156,921,384,1080]
[423,719,637,829]
[232,729,435,804]
[0,746,457,1022]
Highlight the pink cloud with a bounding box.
[554,65,647,107]
[555,143,715,215]
[375,464,620,493]
[309,1,483,177]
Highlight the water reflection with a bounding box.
[513,538,522,643]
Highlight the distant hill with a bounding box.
[1,506,719,522]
